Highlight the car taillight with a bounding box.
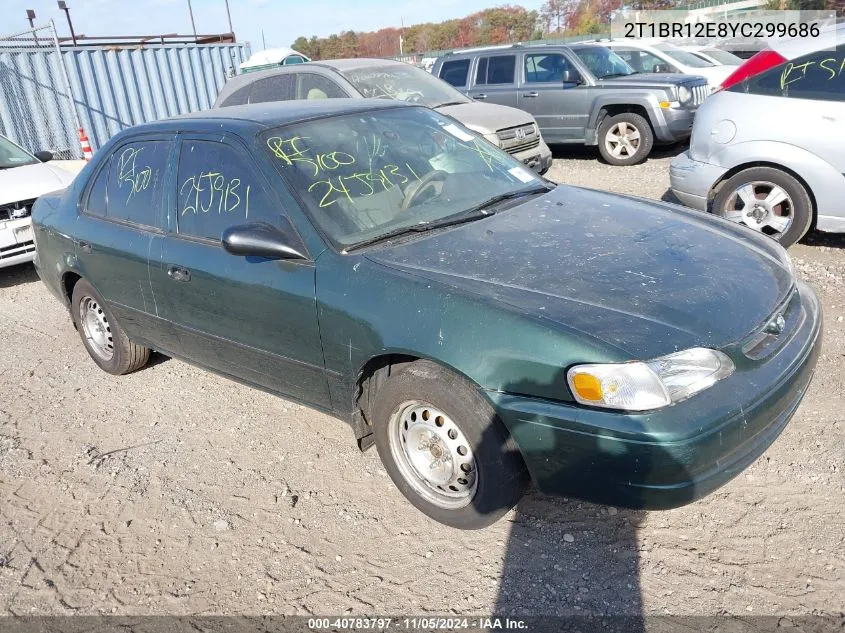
[717,49,787,91]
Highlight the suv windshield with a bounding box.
[700,48,742,65]
[655,44,715,68]
[572,47,635,79]
[262,107,548,249]
[341,64,470,109]
[0,135,38,169]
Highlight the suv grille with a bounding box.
[497,123,540,154]
[691,83,708,107]
[0,198,35,222]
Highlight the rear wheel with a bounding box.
[371,360,528,529]
[712,167,812,247]
[71,279,150,375]
[598,112,654,166]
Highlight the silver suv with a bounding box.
[214,59,552,175]
[433,43,709,166]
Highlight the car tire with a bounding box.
[712,167,812,248]
[598,112,654,166]
[371,360,529,529]
[70,279,150,375]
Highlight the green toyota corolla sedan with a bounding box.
[32,100,821,529]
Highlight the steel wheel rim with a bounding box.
[79,296,114,361]
[388,401,478,509]
[723,181,794,237]
[605,121,641,159]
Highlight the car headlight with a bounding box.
[567,348,735,412]
[678,85,692,104]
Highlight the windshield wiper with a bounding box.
[434,101,468,108]
[344,185,552,253]
[599,72,635,79]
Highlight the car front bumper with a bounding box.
[669,150,728,210]
[512,139,553,176]
[655,107,696,143]
[488,281,822,510]
[0,217,36,269]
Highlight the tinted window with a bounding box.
[221,84,251,107]
[736,47,845,102]
[249,74,295,103]
[476,55,516,85]
[524,53,575,83]
[85,161,108,216]
[439,59,470,87]
[283,55,307,65]
[177,140,275,241]
[106,141,170,227]
[298,73,347,99]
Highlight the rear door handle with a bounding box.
[167,265,191,282]
[77,240,92,252]
[472,93,488,100]
[523,91,539,97]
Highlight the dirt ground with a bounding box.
[0,148,842,618]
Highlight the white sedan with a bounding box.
[0,134,76,269]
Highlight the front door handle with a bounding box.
[523,91,539,97]
[472,93,488,100]
[77,240,92,252]
[167,265,191,282]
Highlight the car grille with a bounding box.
[0,198,35,222]
[0,240,35,263]
[497,123,540,155]
[690,83,708,107]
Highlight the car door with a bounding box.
[74,135,174,347]
[469,54,519,108]
[519,51,589,142]
[149,132,331,409]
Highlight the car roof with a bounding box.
[118,99,410,137]
[317,58,407,71]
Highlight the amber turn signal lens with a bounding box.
[571,373,603,401]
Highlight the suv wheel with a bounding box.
[598,113,654,166]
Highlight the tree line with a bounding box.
[291,0,843,60]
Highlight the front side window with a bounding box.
[249,74,295,103]
[101,140,171,227]
[524,53,576,83]
[298,73,347,99]
[572,47,635,79]
[262,106,547,248]
[613,49,670,73]
[439,59,471,87]
[734,46,845,102]
[476,55,516,85]
[176,140,275,241]
[342,64,469,108]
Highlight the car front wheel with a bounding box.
[70,279,150,375]
[712,166,813,247]
[371,360,528,529]
[598,112,654,166]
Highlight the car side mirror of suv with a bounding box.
[562,69,583,85]
[222,220,308,261]
[34,150,53,162]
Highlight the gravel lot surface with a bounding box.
[1,148,842,618]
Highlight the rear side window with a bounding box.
[249,74,296,103]
[476,55,516,85]
[297,73,347,99]
[735,47,845,102]
[220,84,251,107]
[439,59,471,87]
[85,140,170,228]
[176,140,275,241]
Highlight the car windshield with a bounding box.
[0,135,38,169]
[341,64,471,108]
[655,44,715,68]
[700,48,743,65]
[572,47,635,79]
[262,106,548,249]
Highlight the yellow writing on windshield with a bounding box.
[780,56,845,89]
[309,163,422,208]
[266,136,355,177]
[180,172,251,219]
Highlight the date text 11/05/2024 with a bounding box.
[307,617,528,630]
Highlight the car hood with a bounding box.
[684,65,733,85]
[0,162,76,206]
[366,186,793,358]
[599,72,706,88]
[436,101,535,135]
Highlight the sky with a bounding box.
[2,0,546,58]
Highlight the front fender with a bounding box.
[585,93,665,144]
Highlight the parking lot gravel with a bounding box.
[0,148,842,618]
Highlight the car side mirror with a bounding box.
[34,150,53,162]
[222,221,308,261]
[653,64,671,73]
[562,69,582,85]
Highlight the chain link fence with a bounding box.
[0,22,81,159]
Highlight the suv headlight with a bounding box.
[567,348,735,412]
[678,85,692,105]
